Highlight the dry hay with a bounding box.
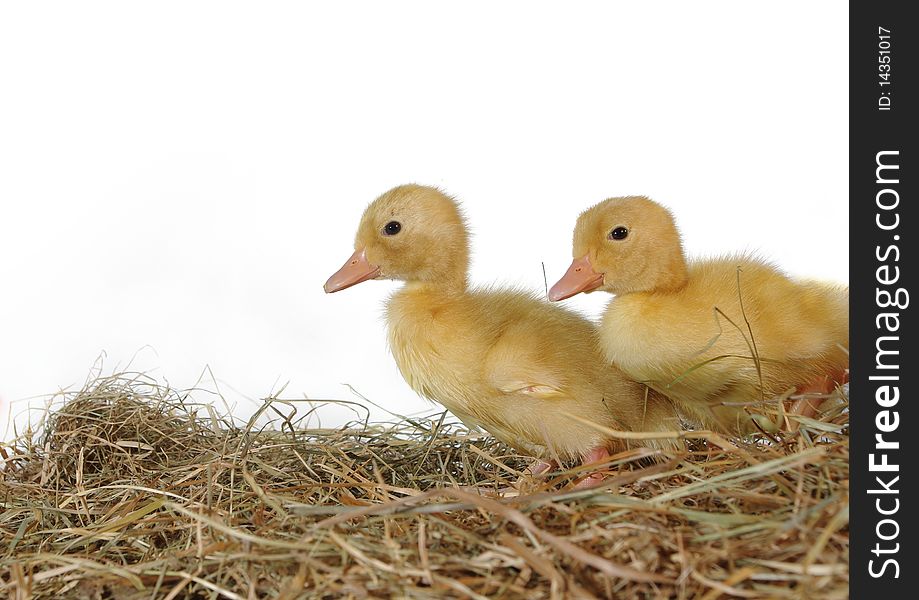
[1,373,848,599]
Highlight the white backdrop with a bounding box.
[0,2,848,437]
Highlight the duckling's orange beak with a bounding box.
[548,255,604,301]
[324,248,381,293]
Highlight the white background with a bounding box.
[1,2,848,437]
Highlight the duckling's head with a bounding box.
[324,184,469,293]
[549,196,688,300]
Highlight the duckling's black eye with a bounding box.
[383,221,402,236]
[609,226,629,240]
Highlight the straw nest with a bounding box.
[2,373,848,599]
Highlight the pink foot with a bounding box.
[527,459,557,476]
[516,459,559,491]
[573,446,611,489]
[787,370,847,427]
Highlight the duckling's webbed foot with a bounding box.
[573,446,611,489]
[786,369,848,426]
[514,459,559,492]
[526,459,557,476]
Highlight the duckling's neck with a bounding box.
[400,277,468,298]
[620,250,690,296]
[387,279,467,338]
[402,257,470,297]
[650,259,690,294]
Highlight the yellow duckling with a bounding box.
[324,185,680,486]
[549,196,848,434]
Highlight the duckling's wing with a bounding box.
[483,302,571,400]
[495,381,566,399]
[488,360,567,399]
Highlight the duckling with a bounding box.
[549,196,848,434]
[324,185,681,487]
